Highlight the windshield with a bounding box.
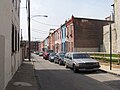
[50,53,56,56]
[73,54,90,59]
[59,54,65,58]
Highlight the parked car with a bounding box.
[64,52,100,73]
[34,51,39,55]
[43,50,54,60]
[48,52,56,62]
[54,52,66,65]
[39,52,43,56]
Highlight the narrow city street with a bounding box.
[32,54,120,90]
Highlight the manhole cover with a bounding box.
[13,82,32,86]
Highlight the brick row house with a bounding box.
[31,41,40,51]
[40,15,110,53]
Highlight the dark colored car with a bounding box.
[48,52,56,62]
[54,52,66,65]
[43,50,54,60]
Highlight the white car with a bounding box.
[64,52,100,73]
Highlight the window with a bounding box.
[12,24,15,53]
[61,43,63,51]
[67,26,69,38]
[18,6,20,17]
[64,28,66,38]
[15,29,17,51]
[62,29,63,38]
[64,42,66,52]
[71,42,73,51]
[70,25,72,34]
[15,0,17,11]
[18,33,19,51]
[12,0,14,5]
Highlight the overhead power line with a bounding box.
[32,30,48,34]
[31,28,49,32]
[32,37,44,41]
[32,19,59,27]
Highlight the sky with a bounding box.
[20,0,113,41]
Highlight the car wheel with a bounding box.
[65,63,69,68]
[59,61,61,65]
[54,60,56,63]
[73,65,78,73]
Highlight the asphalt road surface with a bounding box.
[32,54,120,90]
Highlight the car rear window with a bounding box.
[47,50,53,53]
[73,54,90,59]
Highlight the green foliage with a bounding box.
[90,53,120,63]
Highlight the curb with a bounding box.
[99,69,120,76]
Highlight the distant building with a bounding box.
[44,36,50,50]
[54,28,61,53]
[31,41,40,51]
[42,16,111,53]
[39,41,44,51]
[66,16,110,52]
[49,29,55,51]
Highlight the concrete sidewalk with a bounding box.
[100,63,120,76]
[5,60,38,90]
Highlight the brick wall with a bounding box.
[74,18,110,52]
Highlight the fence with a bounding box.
[87,52,120,65]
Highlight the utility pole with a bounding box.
[21,29,23,42]
[110,22,112,70]
[28,0,31,61]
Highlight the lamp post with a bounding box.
[109,22,112,70]
[28,0,31,61]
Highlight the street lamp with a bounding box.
[31,15,48,19]
[27,0,48,61]
[28,15,48,61]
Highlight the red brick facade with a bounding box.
[65,16,111,52]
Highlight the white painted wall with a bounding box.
[103,0,120,53]
[0,35,5,90]
[115,0,120,52]
[0,0,21,89]
[103,23,117,53]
